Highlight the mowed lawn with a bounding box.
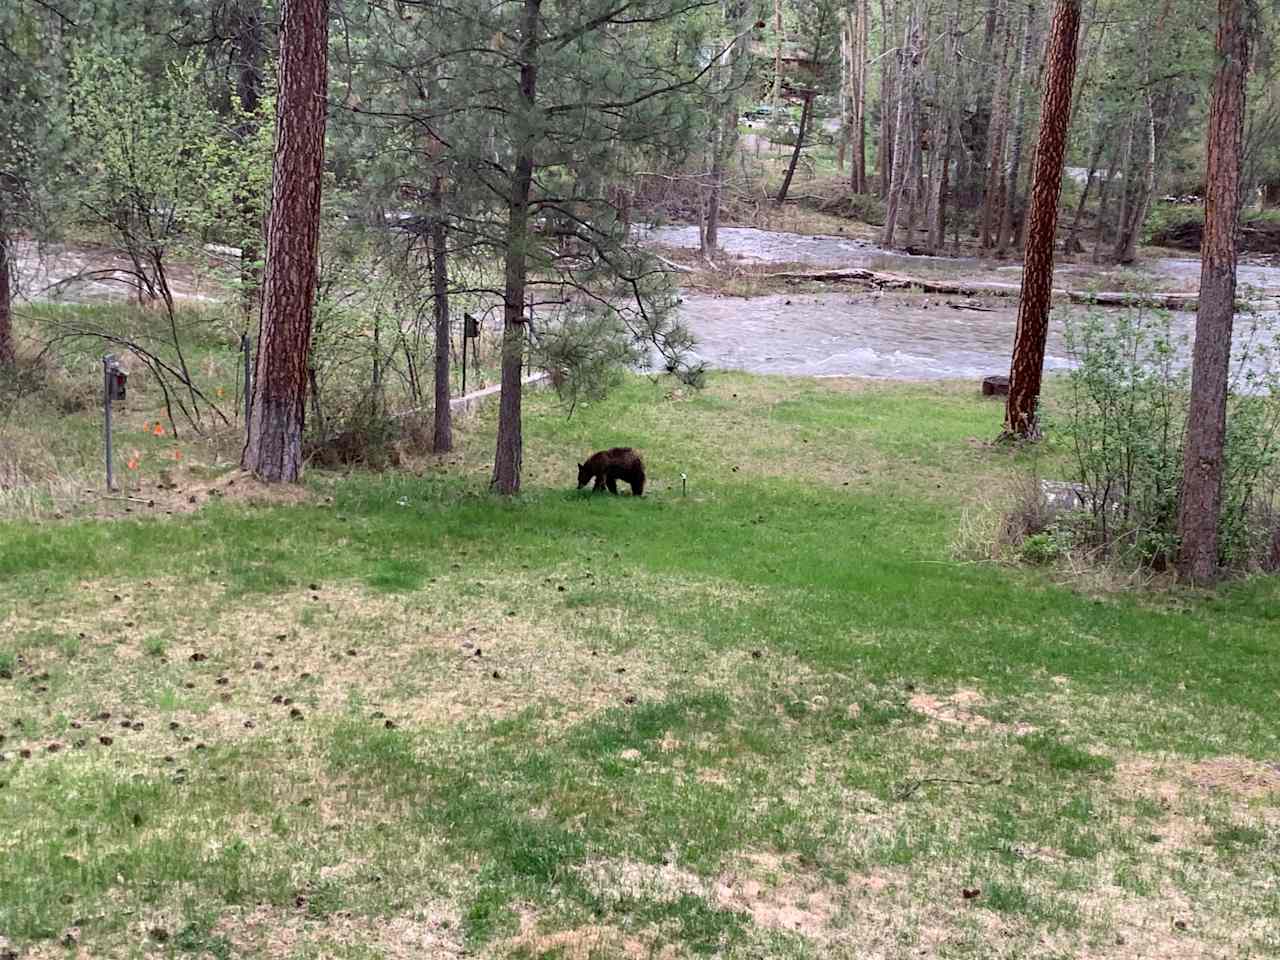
[1,374,1278,959]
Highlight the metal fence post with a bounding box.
[102,355,115,491]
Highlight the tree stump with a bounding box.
[982,375,1010,396]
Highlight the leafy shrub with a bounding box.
[304,394,406,471]
[1142,202,1204,245]
[1020,531,1065,566]
[845,193,886,226]
[1045,305,1280,571]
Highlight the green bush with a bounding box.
[1019,531,1065,565]
[1049,306,1280,571]
[1142,202,1203,244]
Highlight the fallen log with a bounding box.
[653,254,697,274]
[947,299,998,312]
[1063,290,1199,310]
[761,267,1269,311]
[767,268,983,295]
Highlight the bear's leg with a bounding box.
[592,476,605,493]
[606,476,619,495]
[631,470,645,497]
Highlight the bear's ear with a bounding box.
[577,462,583,469]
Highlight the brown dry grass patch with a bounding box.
[907,687,1036,736]
[501,909,683,960]
[214,903,464,959]
[1116,754,1280,808]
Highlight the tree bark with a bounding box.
[925,114,949,252]
[705,119,727,250]
[1177,0,1252,584]
[1003,0,1081,439]
[981,3,1014,250]
[776,94,814,204]
[997,2,1035,256]
[772,0,784,103]
[706,3,748,252]
[242,0,329,482]
[491,0,541,496]
[0,227,13,367]
[1092,143,1119,262]
[229,0,268,323]
[854,0,869,192]
[838,14,851,173]
[902,100,924,241]
[929,0,963,252]
[430,174,453,453]
[1065,133,1103,254]
[1117,98,1156,263]
[929,124,953,251]
[878,0,896,198]
[881,13,917,247]
[1111,115,1135,260]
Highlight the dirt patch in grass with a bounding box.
[577,857,707,905]
[713,853,839,941]
[907,687,1036,735]
[214,903,464,959]
[1117,755,1280,805]
[504,910,679,960]
[1052,880,1256,960]
[88,467,317,520]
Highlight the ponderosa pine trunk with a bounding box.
[777,94,814,204]
[0,227,13,367]
[241,0,328,482]
[491,0,541,496]
[1177,0,1252,584]
[706,120,726,250]
[1003,0,1081,439]
[430,174,453,453]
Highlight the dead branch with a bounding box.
[894,774,1004,801]
[652,254,697,274]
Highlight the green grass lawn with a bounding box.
[2,373,1278,959]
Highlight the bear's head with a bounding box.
[576,462,591,488]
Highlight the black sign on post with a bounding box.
[461,313,480,397]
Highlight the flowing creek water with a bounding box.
[14,228,1280,385]
[643,226,1280,382]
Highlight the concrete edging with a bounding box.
[449,372,552,415]
[394,372,553,421]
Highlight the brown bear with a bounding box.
[577,447,646,496]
